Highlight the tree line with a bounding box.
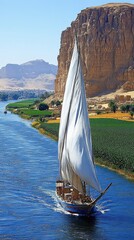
[108,100,134,117]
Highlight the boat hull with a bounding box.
[56,193,96,216]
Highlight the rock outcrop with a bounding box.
[55,3,134,97]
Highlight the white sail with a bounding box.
[58,37,102,193]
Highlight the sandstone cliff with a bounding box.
[55,3,134,97]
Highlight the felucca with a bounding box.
[56,36,111,216]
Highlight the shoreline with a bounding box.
[6,100,134,183]
[95,161,134,182]
[32,121,134,182]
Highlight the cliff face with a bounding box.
[55,3,134,97]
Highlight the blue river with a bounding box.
[0,101,134,240]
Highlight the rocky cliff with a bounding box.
[55,3,134,97]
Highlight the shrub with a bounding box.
[38,103,49,111]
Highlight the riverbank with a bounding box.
[6,100,134,181]
[32,119,134,182]
[32,121,58,141]
[95,159,134,182]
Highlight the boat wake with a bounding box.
[95,200,112,215]
[39,188,71,215]
[39,187,111,217]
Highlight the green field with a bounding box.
[7,99,36,109]
[90,119,134,173]
[40,119,134,174]
[7,99,52,118]
[6,99,134,175]
[40,122,59,137]
[20,109,52,117]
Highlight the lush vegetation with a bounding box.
[39,122,59,138]
[0,90,53,101]
[6,98,134,176]
[19,109,52,117]
[120,104,134,113]
[109,100,118,113]
[39,119,134,174]
[120,104,134,118]
[7,99,52,118]
[7,99,36,109]
[51,100,62,107]
[38,103,49,111]
[0,92,35,101]
[90,119,134,173]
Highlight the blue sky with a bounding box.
[0,0,133,67]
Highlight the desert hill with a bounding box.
[0,59,57,91]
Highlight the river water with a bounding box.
[0,101,134,240]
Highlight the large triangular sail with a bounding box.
[58,37,102,194]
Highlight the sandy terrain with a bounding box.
[0,75,55,91]
[90,88,134,101]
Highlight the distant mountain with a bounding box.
[0,59,57,79]
[0,60,58,91]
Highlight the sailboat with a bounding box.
[56,36,111,216]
